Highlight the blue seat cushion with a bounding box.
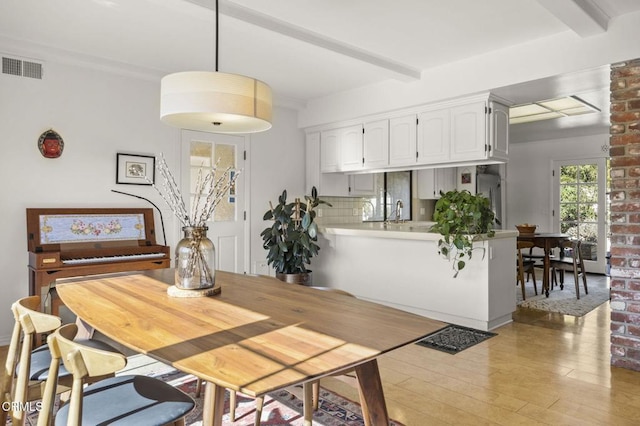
[54,375,195,426]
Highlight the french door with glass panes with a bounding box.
[181,130,247,274]
[552,158,608,274]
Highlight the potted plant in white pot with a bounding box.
[429,189,496,277]
[261,187,331,284]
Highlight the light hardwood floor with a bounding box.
[2,275,637,425]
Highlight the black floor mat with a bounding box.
[416,324,497,354]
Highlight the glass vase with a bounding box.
[175,226,215,290]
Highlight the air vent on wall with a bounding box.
[2,55,43,79]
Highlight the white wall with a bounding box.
[0,54,304,344]
[248,107,306,274]
[505,133,609,233]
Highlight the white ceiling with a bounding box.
[2,0,640,140]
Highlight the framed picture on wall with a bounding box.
[116,153,155,185]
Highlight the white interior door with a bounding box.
[181,130,247,274]
[552,158,607,274]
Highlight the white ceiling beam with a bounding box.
[536,0,610,37]
[184,0,421,82]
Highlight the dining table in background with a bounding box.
[517,233,570,297]
[56,269,446,426]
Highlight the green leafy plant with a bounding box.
[429,189,495,277]
[261,187,331,274]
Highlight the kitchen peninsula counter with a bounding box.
[314,223,518,331]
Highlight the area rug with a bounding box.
[517,279,610,316]
[10,367,404,426]
[156,370,404,426]
[415,324,496,354]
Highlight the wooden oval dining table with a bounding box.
[56,268,446,426]
[516,233,570,297]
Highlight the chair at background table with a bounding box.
[549,239,588,299]
[517,241,538,300]
[37,323,195,426]
[1,296,117,426]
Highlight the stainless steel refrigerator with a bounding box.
[476,173,502,229]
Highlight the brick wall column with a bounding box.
[610,58,640,371]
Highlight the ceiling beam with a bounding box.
[536,0,610,37]
[184,0,421,82]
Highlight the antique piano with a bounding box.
[27,208,170,314]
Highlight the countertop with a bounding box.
[319,222,519,241]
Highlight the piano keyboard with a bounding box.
[62,252,167,265]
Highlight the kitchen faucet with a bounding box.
[394,199,404,223]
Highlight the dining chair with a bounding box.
[549,239,588,299]
[1,296,118,426]
[517,241,538,300]
[37,323,195,426]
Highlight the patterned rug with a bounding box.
[158,370,404,426]
[415,324,496,354]
[517,277,610,316]
[7,365,404,426]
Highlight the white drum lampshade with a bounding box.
[160,71,272,134]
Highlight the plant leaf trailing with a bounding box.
[261,186,331,274]
[429,189,495,277]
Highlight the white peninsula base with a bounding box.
[313,225,518,331]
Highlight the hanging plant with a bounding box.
[429,189,496,277]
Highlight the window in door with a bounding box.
[554,158,608,273]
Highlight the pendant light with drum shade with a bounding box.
[160,0,272,134]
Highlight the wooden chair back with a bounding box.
[38,324,128,426]
[550,239,588,298]
[1,296,62,426]
[517,241,537,300]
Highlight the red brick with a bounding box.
[631,123,640,133]
[611,246,640,257]
[611,112,640,123]
[611,133,640,145]
[612,88,640,101]
[628,325,640,336]
[613,101,628,111]
[612,322,627,333]
[612,213,627,223]
[611,203,640,213]
[612,80,627,91]
[611,191,626,201]
[629,303,640,313]
[629,100,640,110]
[612,335,640,348]
[611,345,626,357]
[611,124,626,134]
[610,146,626,156]
[615,66,640,77]
[629,281,640,291]
[611,156,640,167]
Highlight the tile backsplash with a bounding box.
[315,196,435,225]
[315,197,363,225]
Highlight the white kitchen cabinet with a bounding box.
[389,114,417,167]
[307,132,350,196]
[450,99,509,162]
[417,168,456,199]
[417,108,450,164]
[363,119,389,169]
[490,101,509,161]
[349,174,377,195]
[340,125,364,172]
[320,128,340,173]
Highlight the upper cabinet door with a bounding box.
[320,129,341,172]
[449,100,488,162]
[489,101,509,161]
[340,125,364,172]
[417,108,450,164]
[389,115,417,167]
[363,119,389,169]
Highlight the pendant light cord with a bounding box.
[215,0,219,72]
